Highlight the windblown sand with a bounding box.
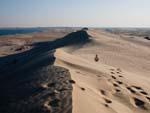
[54,29,150,113]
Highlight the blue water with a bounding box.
[0,28,44,36]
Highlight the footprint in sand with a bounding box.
[115,88,121,93]
[113,83,119,87]
[97,75,102,77]
[111,75,117,80]
[116,81,123,85]
[103,98,112,107]
[140,91,148,96]
[116,68,122,72]
[111,72,115,74]
[80,87,85,91]
[146,97,150,102]
[132,86,143,90]
[103,98,113,108]
[127,85,150,105]
[69,79,76,84]
[110,69,115,71]
[104,98,112,104]
[131,85,149,96]
[133,97,147,110]
[104,104,109,107]
[100,89,106,96]
[127,87,137,94]
[116,71,121,74]
[118,75,123,78]
[110,68,122,73]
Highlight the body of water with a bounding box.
[0,28,44,36]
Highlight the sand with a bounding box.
[0,28,150,113]
[54,29,150,113]
[0,28,75,113]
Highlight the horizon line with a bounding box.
[1,26,150,29]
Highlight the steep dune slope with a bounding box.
[0,29,94,113]
[54,29,150,113]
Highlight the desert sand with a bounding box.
[54,29,150,113]
[0,28,150,113]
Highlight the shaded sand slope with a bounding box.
[0,65,72,113]
[0,30,91,113]
[0,30,90,76]
[54,29,150,113]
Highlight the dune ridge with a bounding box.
[0,29,90,113]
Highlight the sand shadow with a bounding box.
[0,30,91,113]
[0,30,91,76]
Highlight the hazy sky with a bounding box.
[0,0,150,27]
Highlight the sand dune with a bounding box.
[54,29,150,113]
[0,28,150,113]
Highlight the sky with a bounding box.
[0,0,150,27]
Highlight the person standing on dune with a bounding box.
[95,54,99,62]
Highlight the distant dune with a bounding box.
[0,28,150,113]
